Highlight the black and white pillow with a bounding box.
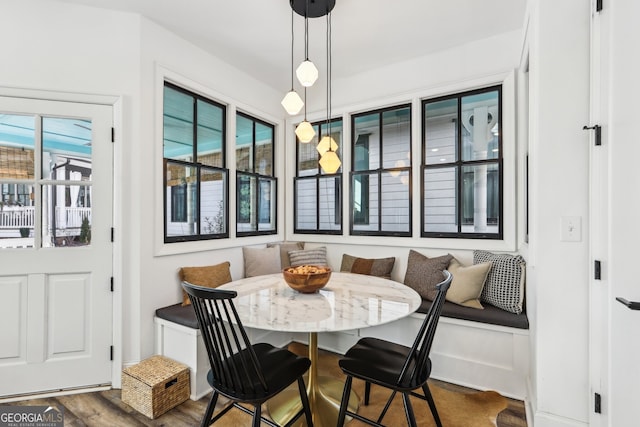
[473,250,526,314]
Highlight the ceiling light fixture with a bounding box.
[290,0,336,146]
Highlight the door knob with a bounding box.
[616,297,640,310]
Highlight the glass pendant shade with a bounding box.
[295,120,316,143]
[296,60,319,87]
[316,135,338,155]
[319,150,341,173]
[281,90,304,115]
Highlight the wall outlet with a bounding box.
[561,216,582,242]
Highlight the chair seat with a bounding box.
[339,338,431,392]
[208,342,311,403]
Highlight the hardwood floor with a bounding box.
[2,344,528,427]
[4,382,526,427]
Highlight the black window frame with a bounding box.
[293,118,343,235]
[163,81,229,243]
[421,84,503,239]
[235,111,277,237]
[350,104,413,237]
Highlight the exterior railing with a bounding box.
[0,206,91,232]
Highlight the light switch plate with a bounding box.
[561,216,582,242]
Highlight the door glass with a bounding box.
[0,115,35,248]
[42,183,92,247]
[0,114,93,249]
[42,117,93,248]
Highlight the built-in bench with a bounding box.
[154,246,529,400]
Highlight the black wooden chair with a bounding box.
[182,282,313,427]
[336,270,453,427]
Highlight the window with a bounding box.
[235,112,276,236]
[163,82,228,242]
[293,119,342,234]
[351,105,412,236]
[422,85,502,238]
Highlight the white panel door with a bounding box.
[0,96,113,398]
[608,0,640,425]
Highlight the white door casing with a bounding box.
[0,96,113,398]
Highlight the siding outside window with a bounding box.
[350,105,412,237]
[236,111,277,236]
[163,82,229,242]
[294,118,343,234]
[422,85,502,239]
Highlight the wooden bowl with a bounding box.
[282,266,332,293]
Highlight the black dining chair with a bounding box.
[182,281,314,427]
[335,270,452,427]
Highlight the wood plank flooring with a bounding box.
[2,344,528,427]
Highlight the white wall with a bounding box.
[528,0,590,426]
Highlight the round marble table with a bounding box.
[219,272,422,427]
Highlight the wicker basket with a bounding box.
[122,355,190,419]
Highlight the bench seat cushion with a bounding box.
[417,299,529,329]
[156,303,199,329]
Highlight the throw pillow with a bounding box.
[473,250,526,314]
[267,241,305,269]
[243,246,282,278]
[403,250,453,301]
[340,254,395,278]
[288,247,328,267]
[179,261,232,306]
[446,258,491,309]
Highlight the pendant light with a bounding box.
[318,9,341,174]
[281,9,304,115]
[296,0,318,87]
[295,86,315,143]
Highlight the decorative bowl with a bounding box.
[282,265,332,293]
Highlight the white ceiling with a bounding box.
[53,0,527,92]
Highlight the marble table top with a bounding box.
[218,272,422,333]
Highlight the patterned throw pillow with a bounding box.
[403,250,453,301]
[473,250,526,314]
[340,254,395,278]
[179,261,232,306]
[288,247,328,267]
[267,241,305,269]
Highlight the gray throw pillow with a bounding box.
[243,246,282,277]
[403,250,453,301]
[288,247,328,267]
[473,250,526,314]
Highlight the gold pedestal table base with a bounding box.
[268,332,359,427]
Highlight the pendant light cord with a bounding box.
[326,10,333,151]
[305,0,310,61]
[290,9,294,90]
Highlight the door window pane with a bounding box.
[41,184,92,247]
